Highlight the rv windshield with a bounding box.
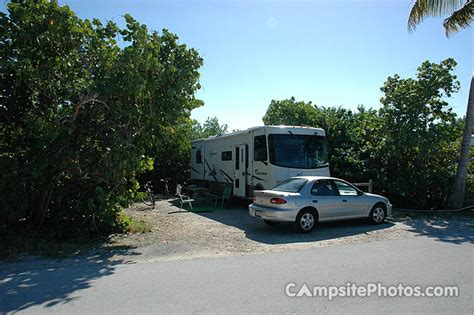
[268,134,328,169]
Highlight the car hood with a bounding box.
[363,192,389,201]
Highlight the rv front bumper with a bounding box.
[248,204,297,222]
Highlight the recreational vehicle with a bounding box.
[190,126,330,198]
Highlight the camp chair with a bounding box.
[214,184,232,207]
[176,184,194,210]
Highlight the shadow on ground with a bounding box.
[190,199,395,245]
[187,200,474,246]
[0,247,139,314]
[394,211,474,245]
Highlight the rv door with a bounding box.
[234,144,247,197]
[191,143,205,180]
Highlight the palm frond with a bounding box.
[443,0,473,36]
[426,0,466,16]
[408,0,466,32]
[408,0,426,32]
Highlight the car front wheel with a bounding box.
[369,203,386,224]
[296,208,317,233]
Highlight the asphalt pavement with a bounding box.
[1,230,473,314]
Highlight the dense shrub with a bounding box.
[0,0,203,234]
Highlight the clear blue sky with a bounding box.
[2,0,472,130]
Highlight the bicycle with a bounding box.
[141,181,156,208]
[160,178,170,197]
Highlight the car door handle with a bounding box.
[342,199,347,202]
[312,200,318,203]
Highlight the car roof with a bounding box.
[289,176,347,182]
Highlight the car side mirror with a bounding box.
[357,190,364,196]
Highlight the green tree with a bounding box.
[140,116,228,194]
[262,97,318,127]
[0,0,203,233]
[378,59,463,208]
[407,0,473,208]
[192,117,228,140]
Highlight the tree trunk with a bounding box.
[449,76,474,208]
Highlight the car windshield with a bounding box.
[272,178,308,193]
[268,134,328,169]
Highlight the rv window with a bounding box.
[268,134,328,169]
[254,135,267,161]
[196,149,202,164]
[221,151,232,161]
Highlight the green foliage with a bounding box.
[0,0,203,233]
[262,59,463,209]
[263,97,319,127]
[377,58,462,208]
[141,116,228,192]
[192,117,229,140]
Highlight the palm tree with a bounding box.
[408,0,473,36]
[449,77,473,208]
[408,0,473,208]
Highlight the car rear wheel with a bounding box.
[263,220,280,226]
[295,208,317,233]
[369,203,386,224]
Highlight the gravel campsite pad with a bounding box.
[105,199,473,263]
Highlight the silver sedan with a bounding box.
[249,176,392,233]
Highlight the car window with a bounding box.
[334,180,358,196]
[311,179,338,196]
[272,178,308,193]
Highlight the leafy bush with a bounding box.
[377,59,463,208]
[0,0,203,233]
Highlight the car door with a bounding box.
[309,179,342,221]
[332,179,370,218]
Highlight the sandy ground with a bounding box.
[106,198,473,263]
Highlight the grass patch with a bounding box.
[119,212,154,233]
[125,217,153,233]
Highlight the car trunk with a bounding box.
[253,190,298,208]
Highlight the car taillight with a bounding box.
[270,198,287,204]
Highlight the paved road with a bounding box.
[1,234,473,314]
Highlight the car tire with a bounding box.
[369,203,386,224]
[295,208,317,233]
[263,220,280,226]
